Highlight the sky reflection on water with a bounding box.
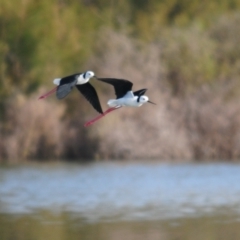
[0,162,240,222]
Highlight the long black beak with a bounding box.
[148,100,156,105]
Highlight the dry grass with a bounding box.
[1,91,65,162]
[84,28,240,161]
[184,84,240,160]
[0,89,101,162]
[1,22,240,162]
[85,29,192,160]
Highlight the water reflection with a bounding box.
[1,211,240,240]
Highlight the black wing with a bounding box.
[60,73,81,85]
[56,73,80,99]
[133,88,147,102]
[96,78,133,99]
[76,82,103,114]
[133,89,147,96]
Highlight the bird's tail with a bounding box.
[53,78,61,85]
[107,99,119,107]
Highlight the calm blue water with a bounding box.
[0,162,240,222]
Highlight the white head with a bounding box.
[139,95,149,103]
[139,95,156,105]
[83,71,95,79]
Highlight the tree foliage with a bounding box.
[1,0,240,99]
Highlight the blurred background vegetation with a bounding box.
[1,0,240,162]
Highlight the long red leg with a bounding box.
[84,106,122,127]
[38,87,57,100]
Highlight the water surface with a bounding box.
[0,162,240,239]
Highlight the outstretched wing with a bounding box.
[76,82,103,114]
[56,74,80,99]
[133,89,147,96]
[96,78,133,99]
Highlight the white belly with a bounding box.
[107,97,142,107]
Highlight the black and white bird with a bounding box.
[39,71,103,114]
[84,77,155,127]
